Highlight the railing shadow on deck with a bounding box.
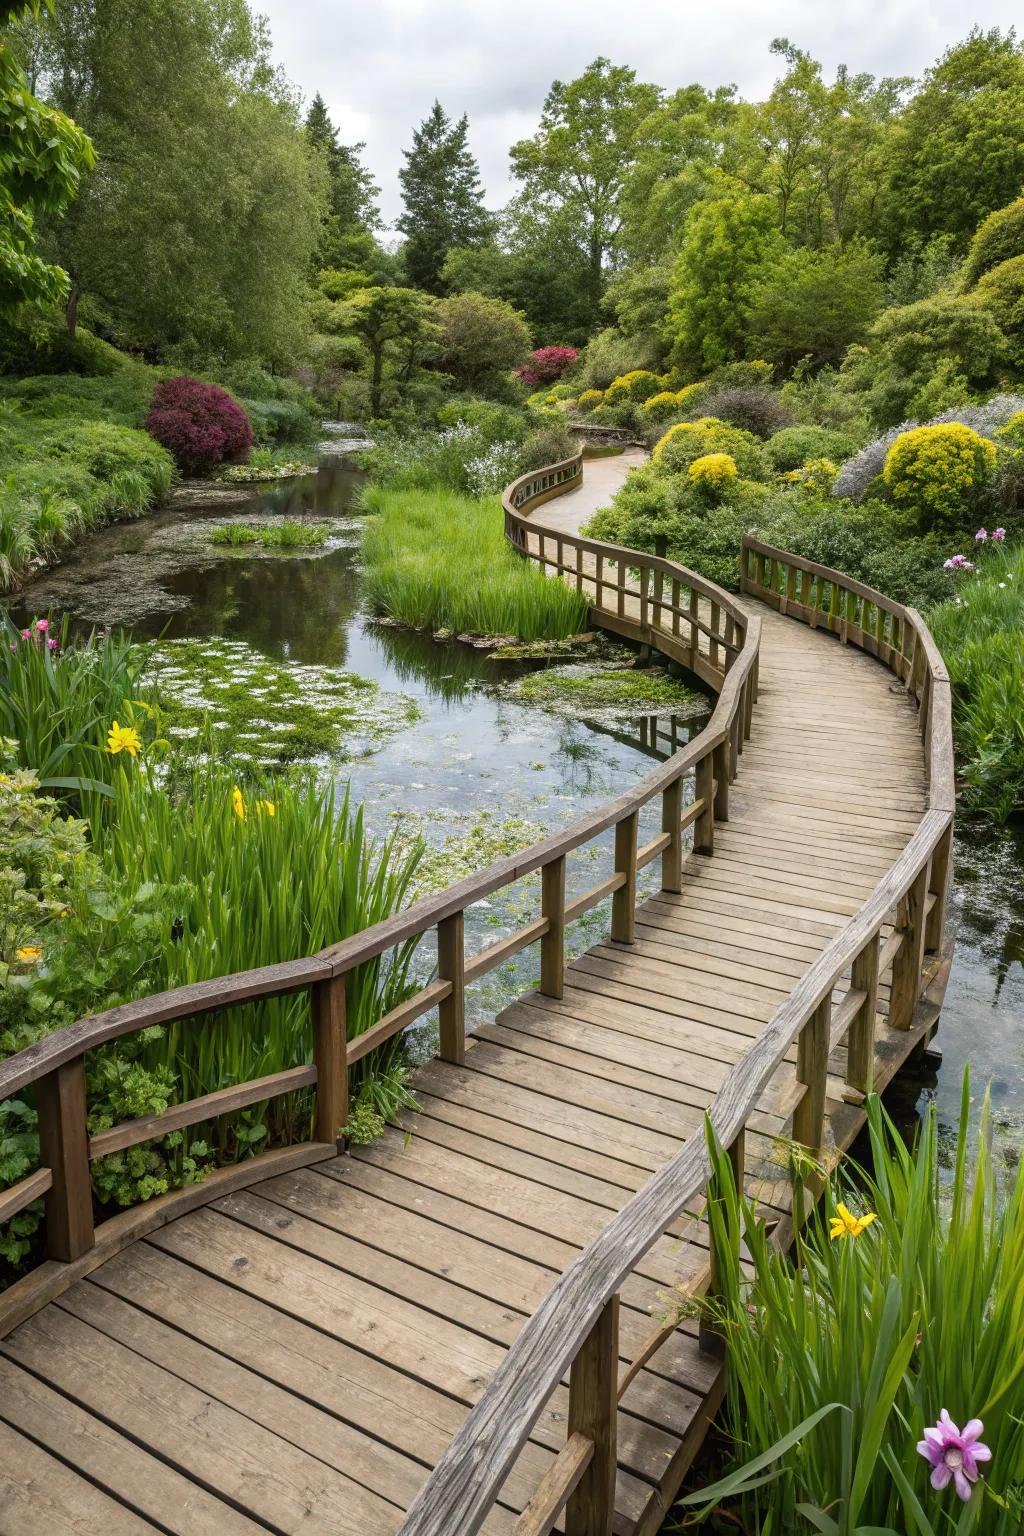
[0,457,954,1536]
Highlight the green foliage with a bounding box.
[329,285,440,417]
[359,420,523,496]
[209,520,328,548]
[748,240,886,369]
[883,422,996,532]
[435,290,531,392]
[766,424,858,472]
[304,91,381,271]
[973,254,1024,365]
[652,416,769,480]
[604,369,662,405]
[692,1078,1024,1532]
[361,486,589,641]
[666,194,784,375]
[929,542,1024,820]
[962,197,1024,287]
[398,101,490,292]
[519,424,578,471]
[851,293,1009,427]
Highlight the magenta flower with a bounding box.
[917,1411,991,1501]
[993,527,1006,542]
[20,629,30,640]
[975,528,988,542]
[34,618,49,633]
[943,554,975,571]
[47,638,58,652]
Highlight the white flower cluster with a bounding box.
[464,439,523,498]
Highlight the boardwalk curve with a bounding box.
[0,451,953,1535]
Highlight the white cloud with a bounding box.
[261,0,1022,226]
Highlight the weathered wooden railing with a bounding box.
[395,532,954,1534]
[0,454,759,1340]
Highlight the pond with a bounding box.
[7,449,1022,1141]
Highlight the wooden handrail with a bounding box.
[396,522,954,1535]
[0,453,762,1343]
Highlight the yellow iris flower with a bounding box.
[15,946,43,964]
[232,785,246,820]
[829,1202,877,1240]
[107,720,142,757]
[258,800,275,817]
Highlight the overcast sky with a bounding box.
[259,1,1021,228]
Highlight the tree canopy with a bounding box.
[398,101,490,292]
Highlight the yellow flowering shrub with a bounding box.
[783,457,839,490]
[882,422,996,531]
[604,369,662,405]
[641,381,709,422]
[576,389,604,412]
[688,452,739,489]
[652,417,769,480]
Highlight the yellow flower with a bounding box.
[106,720,142,757]
[231,785,246,820]
[688,452,739,488]
[15,946,43,964]
[257,799,276,817]
[829,1202,877,1240]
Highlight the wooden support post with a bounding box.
[890,867,928,1030]
[688,587,699,671]
[729,710,741,780]
[312,975,349,1148]
[541,856,566,999]
[36,1059,93,1262]
[596,554,604,609]
[438,910,466,1062]
[639,562,649,630]
[846,935,880,1099]
[652,568,663,635]
[781,560,796,616]
[661,776,683,894]
[709,601,721,671]
[694,750,715,855]
[671,578,681,638]
[743,666,754,740]
[713,738,729,822]
[565,1296,619,1536]
[698,1129,745,1358]
[793,992,831,1161]
[925,824,952,953]
[611,811,638,945]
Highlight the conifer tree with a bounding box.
[398,101,490,292]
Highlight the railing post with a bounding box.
[541,855,566,999]
[688,588,699,671]
[611,811,638,944]
[793,991,831,1165]
[846,935,880,1098]
[438,911,466,1062]
[313,974,349,1148]
[699,1128,745,1358]
[925,823,952,953]
[713,737,729,822]
[565,1295,619,1536]
[709,600,721,671]
[661,776,683,894]
[890,866,928,1030]
[36,1059,93,1262]
[695,748,715,854]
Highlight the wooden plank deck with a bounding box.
[0,461,942,1535]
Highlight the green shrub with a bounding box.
[652,417,769,481]
[767,424,858,473]
[604,369,661,405]
[699,384,792,439]
[883,422,996,532]
[973,253,1024,364]
[436,399,531,446]
[56,421,174,495]
[520,425,578,471]
[962,197,1024,288]
[361,486,589,640]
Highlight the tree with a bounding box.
[666,194,784,375]
[435,290,531,392]
[509,58,661,318]
[748,240,885,369]
[398,101,490,292]
[331,285,438,415]
[26,0,324,362]
[881,29,1024,252]
[305,91,381,270]
[0,0,93,313]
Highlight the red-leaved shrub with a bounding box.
[515,346,579,387]
[145,376,253,475]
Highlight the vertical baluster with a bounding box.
[541,856,566,999]
[671,578,681,638]
[313,974,349,1148]
[713,737,729,822]
[639,562,650,631]
[695,749,715,854]
[611,811,638,944]
[688,587,699,671]
[698,1128,745,1358]
[925,823,953,952]
[723,615,736,674]
[846,935,880,1098]
[709,600,721,671]
[890,866,928,1029]
[36,1058,93,1262]
[793,991,831,1165]
[617,560,626,618]
[437,911,466,1062]
[596,552,604,609]
[661,776,683,894]
[652,567,663,635]
[565,1296,619,1536]
[782,560,797,616]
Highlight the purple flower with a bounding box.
[917,1411,991,1501]
[975,528,988,542]
[47,638,58,652]
[943,554,976,571]
[993,527,1006,542]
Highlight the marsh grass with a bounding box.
[929,543,1024,820]
[210,519,329,548]
[683,1076,1024,1533]
[360,486,589,640]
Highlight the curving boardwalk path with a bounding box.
[0,452,947,1536]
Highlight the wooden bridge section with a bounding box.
[0,454,954,1535]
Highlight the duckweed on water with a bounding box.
[147,638,420,766]
[509,665,709,720]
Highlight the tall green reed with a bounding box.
[682,1075,1024,1534]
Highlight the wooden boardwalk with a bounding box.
[0,455,953,1536]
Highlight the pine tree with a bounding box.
[397,101,491,292]
[305,92,381,268]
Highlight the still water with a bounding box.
[9,453,1022,1136]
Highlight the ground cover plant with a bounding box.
[360,484,589,640]
[209,519,329,548]
[681,1076,1024,1533]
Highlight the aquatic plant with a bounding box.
[360,486,589,640]
[209,520,329,548]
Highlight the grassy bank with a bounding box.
[360,485,589,640]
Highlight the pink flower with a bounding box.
[20,629,30,640]
[975,528,988,542]
[47,638,58,652]
[993,527,1006,542]
[33,618,49,633]
[917,1412,991,1502]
